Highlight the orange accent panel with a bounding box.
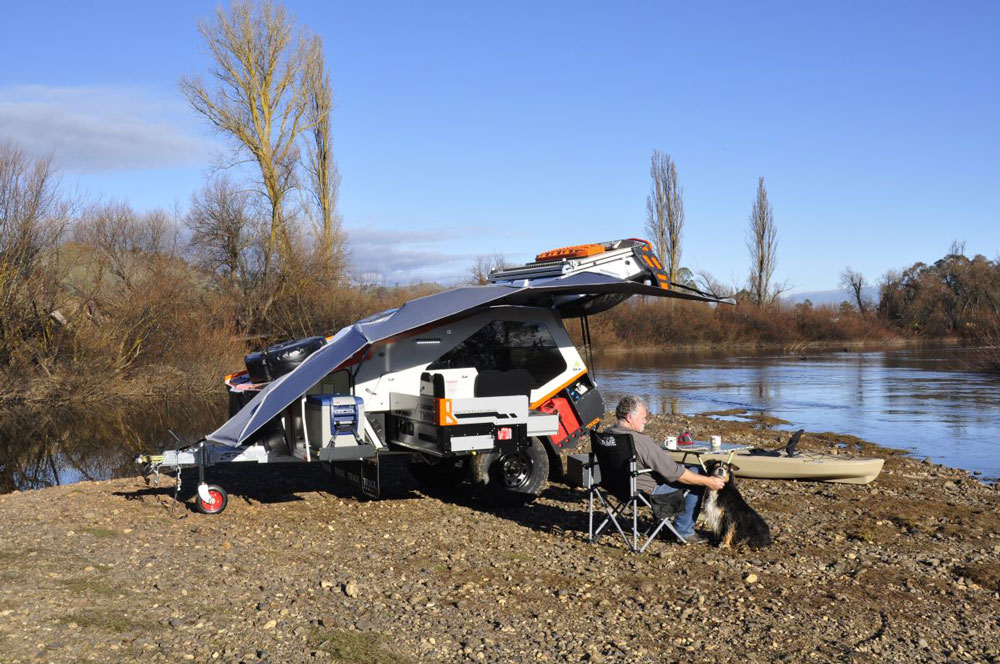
[586,417,601,429]
[536,244,605,262]
[530,370,587,409]
[649,255,663,270]
[437,398,458,426]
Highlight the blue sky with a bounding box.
[1,1,997,292]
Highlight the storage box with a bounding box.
[566,453,600,488]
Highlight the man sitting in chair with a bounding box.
[607,395,724,544]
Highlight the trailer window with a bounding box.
[428,320,566,387]
[308,369,352,396]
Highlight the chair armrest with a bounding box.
[636,468,654,475]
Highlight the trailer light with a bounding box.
[497,427,513,440]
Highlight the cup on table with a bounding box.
[710,435,722,452]
[665,436,678,450]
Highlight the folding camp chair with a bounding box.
[587,429,690,553]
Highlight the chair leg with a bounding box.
[588,488,595,542]
[632,499,639,552]
[636,493,689,552]
[640,518,686,552]
[589,490,638,553]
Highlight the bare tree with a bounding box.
[302,35,344,283]
[695,269,734,300]
[187,177,261,282]
[0,140,67,365]
[75,202,174,292]
[186,177,270,332]
[747,176,778,306]
[644,150,684,282]
[839,267,869,314]
[180,0,313,281]
[469,253,511,285]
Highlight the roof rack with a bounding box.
[490,239,661,285]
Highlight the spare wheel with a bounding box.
[263,336,326,378]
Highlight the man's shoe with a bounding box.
[680,532,708,545]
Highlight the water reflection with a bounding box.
[593,346,1000,481]
[1,397,224,493]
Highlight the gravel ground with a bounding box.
[1,412,999,664]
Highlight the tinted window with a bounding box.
[428,320,566,388]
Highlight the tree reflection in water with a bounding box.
[1,397,224,493]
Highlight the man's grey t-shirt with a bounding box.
[607,424,685,494]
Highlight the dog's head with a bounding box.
[704,460,738,484]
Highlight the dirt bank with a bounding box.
[1,413,998,664]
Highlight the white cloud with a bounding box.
[0,84,216,172]
[344,226,476,285]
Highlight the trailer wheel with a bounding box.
[472,438,549,506]
[407,456,469,488]
[196,485,228,515]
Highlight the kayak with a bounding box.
[665,445,884,484]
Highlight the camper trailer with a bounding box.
[138,239,725,513]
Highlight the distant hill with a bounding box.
[782,286,878,307]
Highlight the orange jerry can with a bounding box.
[538,397,582,447]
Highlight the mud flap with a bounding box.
[331,456,381,498]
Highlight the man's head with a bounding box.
[615,396,648,432]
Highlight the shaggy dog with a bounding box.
[700,460,772,549]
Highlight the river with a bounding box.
[2,345,998,492]
[592,345,1000,482]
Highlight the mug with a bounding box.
[710,435,722,452]
[665,436,678,450]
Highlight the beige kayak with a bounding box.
[666,445,885,484]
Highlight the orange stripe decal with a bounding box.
[437,398,458,426]
[530,370,587,409]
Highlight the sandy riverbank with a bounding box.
[1,412,998,664]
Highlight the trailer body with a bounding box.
[138,239,727,512]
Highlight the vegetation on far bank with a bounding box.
[3,131,1000,410]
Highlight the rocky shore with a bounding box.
[1,412,999,664]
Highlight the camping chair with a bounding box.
[587,430,689,553]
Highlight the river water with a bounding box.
[592,346,1000,482]
[3,346,998,492]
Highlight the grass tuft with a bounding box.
[308,628,415,664]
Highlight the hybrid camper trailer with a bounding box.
[138,239,726,513]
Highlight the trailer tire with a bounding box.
[407,456,469,488]
[196,484,228,515]
[471,438,549,506]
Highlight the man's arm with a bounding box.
[677,469,725,491]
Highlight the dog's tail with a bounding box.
[748,526,773,549]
